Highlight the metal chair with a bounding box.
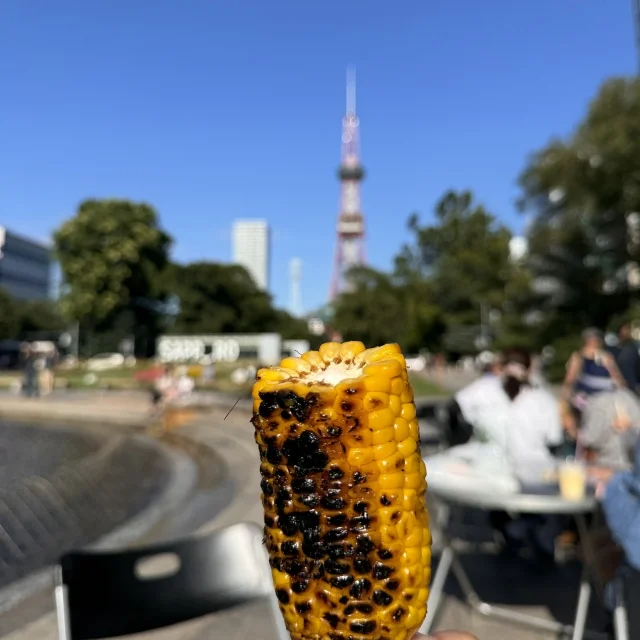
[610,566,640,640]
[54,521,289,640]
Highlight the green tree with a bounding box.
[333,267,406,348]
[16,299,65,335]
[395,190,514,352]
[0,289,19,339]
[54,199,172,355]
[519,77,640,343]
[168,262,277,334]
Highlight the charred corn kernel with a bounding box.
[252,342,430,640]
[377,451,405,473]
[401,403,416,421]
[363,391,390,412]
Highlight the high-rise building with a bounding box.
[232,220,270,291]
[0,226,52,300]
[289,257,303,317]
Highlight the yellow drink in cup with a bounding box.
[558,459,587,501]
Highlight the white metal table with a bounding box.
[419,481,614,640]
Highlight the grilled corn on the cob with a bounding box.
[252,341,430,640]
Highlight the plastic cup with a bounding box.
[558,458,587,501]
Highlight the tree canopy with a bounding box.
[54,199,172,324]
[519,77,640,346]
[54,199,172,355]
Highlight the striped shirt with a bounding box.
[575,356,616,396]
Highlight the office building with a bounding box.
[0,226,52,300]
[232,220,270,291]
[289,257,303,317]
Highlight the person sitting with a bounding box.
[600,439,640,633]
[445,353,503,447]
[580,387,640,471]
[488,349,566,560]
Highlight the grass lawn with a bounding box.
[408,374,447,398]
[0,364,445,399]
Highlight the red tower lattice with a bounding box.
[329,68,366,301]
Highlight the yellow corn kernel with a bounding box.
[401,402,417,421]
[339,340,366,360]
[398,437,418,457]
[390,376,405,395]
[363,359,404,379]
[301,350,325,368]
[405,453,421,473]
[319,341,342,362]
[403,548,422,565]
[252,342,430,640]
[373,441,397,461]
[379,472,404,489]
[389,394,402,416]
[400,385,414,403]
[369,407,395,430]
[372,427,394,445]
[409,419,419,441]
[279,357,312,374]
[405,472,422,490]
[403,489,418,510]
[256,367,293,382]
[364,375,392,393]
[394,416,410,441]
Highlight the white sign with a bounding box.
[157,333,282,366]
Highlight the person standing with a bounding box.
[562,328,625,438]
[611,322,640,395]
[21,344,40,398]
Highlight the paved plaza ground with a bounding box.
[0,379,611,640]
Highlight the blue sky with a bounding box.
[0,1,636,313]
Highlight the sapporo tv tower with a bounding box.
[329,68,366,300]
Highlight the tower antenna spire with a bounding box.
[346,67,356,115]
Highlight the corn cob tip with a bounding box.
[252,342,430,640]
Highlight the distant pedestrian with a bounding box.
[610,322,640,395]
[21,345,40,398]
[563,328,625,438]
[40,347,57,396]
